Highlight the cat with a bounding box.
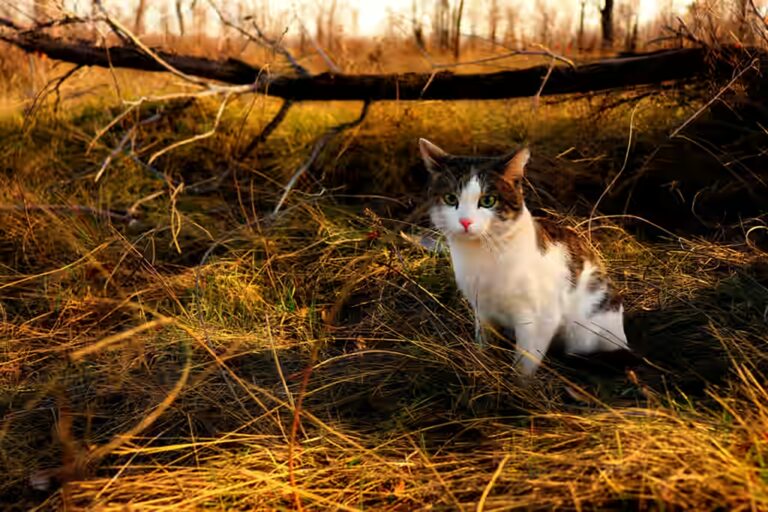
[418,138,630,378]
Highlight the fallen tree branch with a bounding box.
[240,99,294,157]
[0,27,752,101]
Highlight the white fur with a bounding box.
[431,181,629,378]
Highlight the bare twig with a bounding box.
[51,64,83,111]
[207,0,310,78]
[240,99,294,158]
[588,101,641,240]
[94,127,134,182]
[433,49,574,70]
[273,101,371,215]
[94,0,210,87]
[27,14,90,33]
[669,59,758,139]
[532,57,557,110]
[148,93,232,165]
[295,15,341,73]
[22,63,83,123]
[92,0,132,46]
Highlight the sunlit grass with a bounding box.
[1,59,767,510]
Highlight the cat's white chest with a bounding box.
[448,239,538,320]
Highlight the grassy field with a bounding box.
[1,52,767,511]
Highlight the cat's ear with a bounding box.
[502,147,530,181]
[419,138,447,172]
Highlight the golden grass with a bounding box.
[0,58,767,511]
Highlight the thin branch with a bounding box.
[52,64,83,112]
[148,93,232,165]
[240,99,294,158]
[294,15,341,73]
[22,63,83,122]
[94,1,210,87]
[92,0,132,46]
[273,101,371,215]
[433,49,574,70]
[27,14,90,33]
[532,57,557,110]
[588,101,642,241]
[669,59,758,139]
[94,127,134,182]
[206,0,310,78]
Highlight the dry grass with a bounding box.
[0,50,767,511]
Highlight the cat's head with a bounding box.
[418,138,530,240]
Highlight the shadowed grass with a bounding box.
[1,70,767,510]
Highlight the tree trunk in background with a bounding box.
[327,0,338,52]
[452,0,464,60]
[433,0,451,51]
[600,0,614,50]
[175,0,186,36]
[505,7,517,48]
[412,0,425,49]
[488,0,498,45]
[627,15,639,52]
[134,0,147,35]
[578,0,586,51]
[315,10,324,52]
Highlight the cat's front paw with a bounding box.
[514,353,542,379]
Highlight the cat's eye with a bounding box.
[443,193,459,207]
[478,195,497,208]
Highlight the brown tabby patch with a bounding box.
[535,219,594,286]
[588,270,623,312]
[535,219,624,310]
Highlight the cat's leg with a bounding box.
[474,312,492,349]
[514,317,560,377]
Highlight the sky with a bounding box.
[19,0,700,37]
[352,0,695,35]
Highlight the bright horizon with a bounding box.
[14,0,700,37]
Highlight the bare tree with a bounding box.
[578,0,587,51]
[134,0,148,35]
[618,0,639,52]
[504,6,518,48]
[433,0,451,51]
[535,0,553,46]
[488,0,499,45]
[176,0,186,36]
[600,0,614,50]
[327,0,338,51]
[452,0,465,59]
[412,0,425,49]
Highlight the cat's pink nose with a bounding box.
[459,218,473,232]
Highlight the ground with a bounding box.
[0,57,767,510]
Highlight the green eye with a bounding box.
[443,193,459,206]
[479,195,497,208]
